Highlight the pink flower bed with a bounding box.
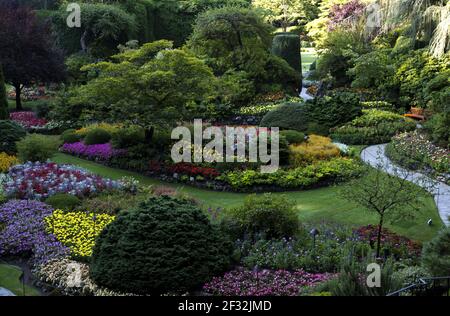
[61,142,126,160]
[202,268,333,296]
[10,111,47,128]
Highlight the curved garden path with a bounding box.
[361,144,450,227]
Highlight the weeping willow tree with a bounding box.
[379,0,449,57]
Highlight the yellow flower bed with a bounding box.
[45,210,115,258]
[0,152,19,173]
[75,123,122,138]
[289,135,341,167]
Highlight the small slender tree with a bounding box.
[342,152,431,258]
[0,64,9,120]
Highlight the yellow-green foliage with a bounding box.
[0,152,19,173]
[289,135,340,166]
[75,123,122,138]
[45,210,115,258]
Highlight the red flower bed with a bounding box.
[355,225,422,256]
[148,161,220,179]
[10,111,47,128]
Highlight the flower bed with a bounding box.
[45,210,115,258]
[354,225,422,258]
[2,162,122,200]
[0,200,69,265]
[202,268,333,296]
[60,142,127,161]
[0,152,19,173]
[10,111,47,129]
[386,131,450,183]
[217,158,361,191]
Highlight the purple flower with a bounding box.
[61,142,126,160]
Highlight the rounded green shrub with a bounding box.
[422,227,450,276]
[272,32,301,85]
[90,196,233,295]
[45,193,82,211]
[280,130,306,144]
[225,193,299,239]
[260,103,308,132]
[61,129,81,144]
[111,126,145,149]
[16,134,60,162]
[0,120,27,154]
[84,128,111,145]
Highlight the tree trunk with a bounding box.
[80,29,88,53]
[145,126,154,144]
[376,215,384,259]
[14,84,22,111]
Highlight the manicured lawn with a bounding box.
[301,48,317,74]
[0,264,40,296]
[52,153,444,242]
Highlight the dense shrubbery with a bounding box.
[16,134,60,162]
[225,194,300,239]
[289,135,341,166]
[45,193,82,211]
[0,120,27,154]
[280,130,306,145]
[60,129,81,144]
[84,128,112,145]
[422,228,450,277]
[90,196,233,295]
[331,110,416,145]
[260,102,308,131]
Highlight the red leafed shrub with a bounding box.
[167,163,220,179]
[355,225,422,257]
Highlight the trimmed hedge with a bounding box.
[90,196,233,295]
[84,128,111,145]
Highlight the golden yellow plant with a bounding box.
[0,152,19,173]
[75,123,122,137]
[289,135,341,167]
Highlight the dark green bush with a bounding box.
[34,101,51,119]
[272,33,301,75]
[61,129,81,144]
[16,134,61,162]
[260,102,308,131]
[84,128,111,145]
[225,193,299,239]
[0,120,27,154]
[280,130,306,145]
[422,228,450,276]
[45,194,82,211]
[90,196,233,295]
[111,126,145,149]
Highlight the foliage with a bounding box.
[304,91,362,132]
[90,196,233,295]
[0,200,69,265]
[0,120,27,154]
[0,64,8,120]
[69,40,216,127]
[289,135,341,166]
[0,3,65,110]
[44,193,82,211]
[111,125,145,149]
[188,6,299,95]
[16,134,60,162]
[260,102,308,131]
[327,0,365,31]
[280,130,306,145]
[422,227,450,276]
[2,162,122,200]
[386,131,449,182]
[84,128,112,145]
[45,210,115,259]
[360,101,395,112]
[331,110,416,145]
[61,129,82,144]
[341,165,426,258]
[272,33,301,74]
[78,192,142,216]
[225,193,299,239]
[219,157,360,190]
[203,268,333,296]
[0,152,19,173]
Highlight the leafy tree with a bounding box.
[188,6,299,94]
[0,64,8,120]
[0,1,66,110]
[341,161,428,258]
[67,40,216,134]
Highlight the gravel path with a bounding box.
[361,144,450,227]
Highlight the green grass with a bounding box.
[0,264,40,296]
[52,153,444,242]
[301,48,317,74]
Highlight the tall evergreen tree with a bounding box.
[0,64,9,120]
